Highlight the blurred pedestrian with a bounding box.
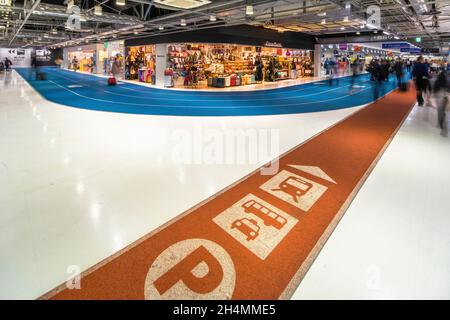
[433,71,449,133]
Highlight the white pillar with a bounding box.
[155,43,168,87]
[314,44,322,78]
[63,48,69,69]
[95,43,102,74]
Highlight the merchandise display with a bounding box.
[125,45,156,83]
[67,50,96,73]
[166,43,314,89]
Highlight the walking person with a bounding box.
[29,55,37,80]
[393,58,404,88]
[433,71,450,134]
[349,58,360,94]
[111,55,122,80]
[412,56,429,106]
[372,60,383,101]
[4,57,12,72]
[71,56,79,72]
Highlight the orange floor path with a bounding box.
[45,88,416,300]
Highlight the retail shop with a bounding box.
[165,43,313,88]
[98,40,125,76]
[63,44,100,73]
[124,25,315,89]
[124,45,156,83]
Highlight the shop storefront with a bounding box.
[125,45,156,83]
[124,25,315,89]
[64,44,101,73]
[165,43,313,89]
[99,40,125,76]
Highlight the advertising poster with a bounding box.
[0,48,32,67]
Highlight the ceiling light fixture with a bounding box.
[343,16,349,22]
[246,5,254,15]
[340,26,345,30]
[180,19,186,26]
[210,15,216,21]
[94,5,102,16]
[116,0,126,6]
[158,25,164,31]
[321,19,326,25]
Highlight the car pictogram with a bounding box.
[231,218,260,241]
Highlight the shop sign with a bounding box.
[0,0,12,6]
[339,44,348,51]
[381,42,409,49]
[264,41,282,48]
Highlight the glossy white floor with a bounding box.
[0,70,449,299]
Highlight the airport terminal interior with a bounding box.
[0,0,449,300]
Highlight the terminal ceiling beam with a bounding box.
[8,0,41,45]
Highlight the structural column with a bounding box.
[155,43,168,87]
[314,44,322,78]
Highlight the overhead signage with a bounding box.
[382,42,410,49]
[421,48,440,54]
[339,44,348,51]
[264,41,282,48]
[402,47,421,54]
[371,34,396,41]
[36,49,52,62]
